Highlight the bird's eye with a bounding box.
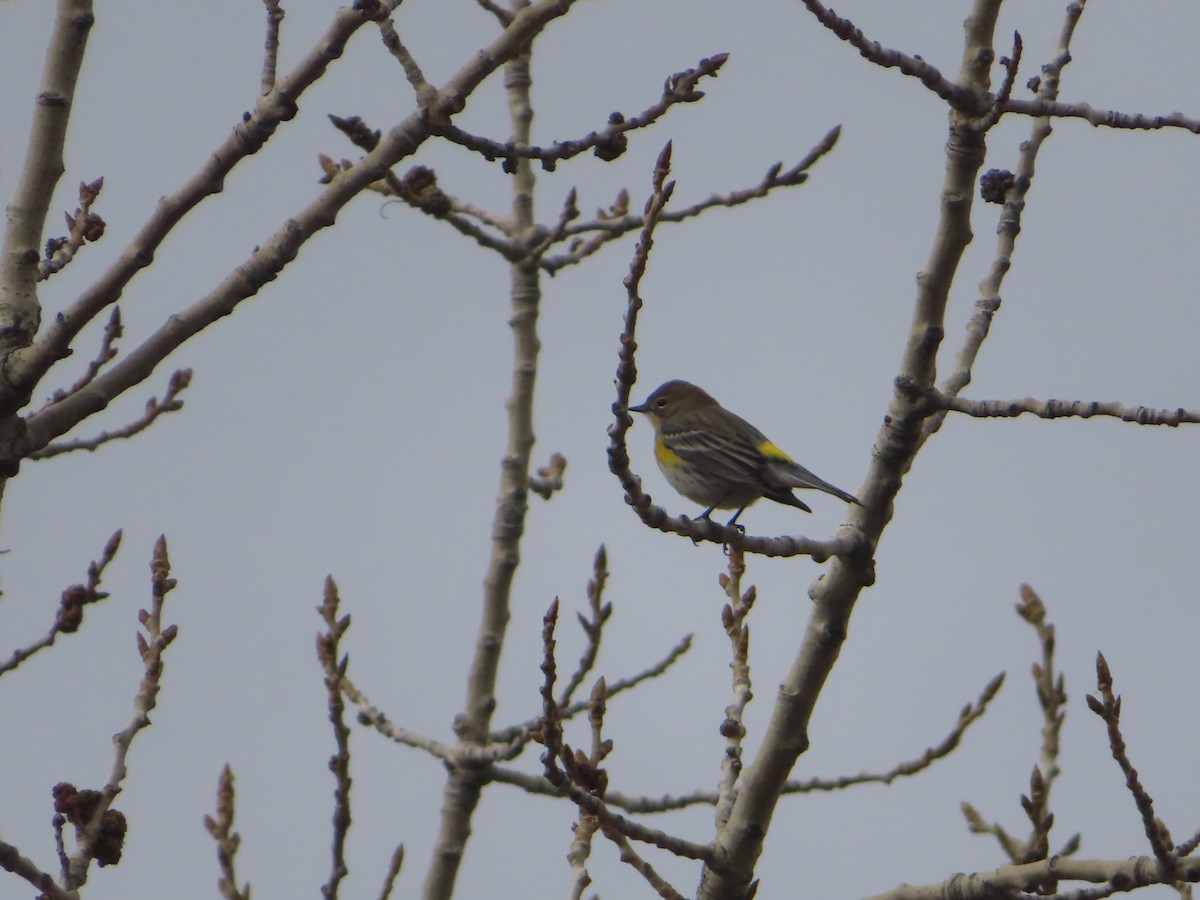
[655,397,669,408]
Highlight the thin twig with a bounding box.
[602,826,687,900]
[534,601,715,864]
[260,0,284,94]
[64,536,178,890]
[528,451,567,500]
[1002,97,1200,134]
[1088,653,1178,872]
[976,30,1023,131]
[715,545,754,833]
[317,576,353,900]
[377,844,404,900]
[557,545,611,707]
[435,54,729,171]
[341,675,456,761]
[37,306,122,412]
[39,177,106,280]
[473,0,513,26]
[0,529,121,677]
[799,0,978,110]
[203,765,251,900]
[543,126,840,274]
[377,16,433,102]
[32,369,192,460]
[1016,585,1070,856]
[936,391,1200,427]
[787,671,1004,794]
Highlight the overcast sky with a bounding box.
[2,2,1198,898]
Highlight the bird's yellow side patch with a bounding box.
[757,440,794,462]
[655,436,682,465]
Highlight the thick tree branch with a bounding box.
[927,0,1088,439]
[0,840,71,900]
[0,0,94,351]
[696,4,1004,897]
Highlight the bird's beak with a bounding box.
[629,401,647,414]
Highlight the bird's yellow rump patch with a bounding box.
[757,440,793,462]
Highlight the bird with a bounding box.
[629,379,860,526]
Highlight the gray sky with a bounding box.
[1,1,1198,898]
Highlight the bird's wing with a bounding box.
[659,423,765,482]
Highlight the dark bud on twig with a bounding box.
[980,168,1015,204]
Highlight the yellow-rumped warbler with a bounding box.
[630,380,860,526]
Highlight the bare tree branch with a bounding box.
[61,536,177,891]
[1088,653,1179,873]
[606,143,871,560]
[203,765,251,900]
[866,855,1200,900]
[31,368,191,460]
[924,0,1088,439]
[377,845,404,900]
[533,601,715,864]
[937,391,1200,427]
[377,15,433,102]
[39,176,106,280]
[0,839,72,900]
[1002,97,1200,134]
[695,4,1005,897]
[343,675,456,761]
[0,0,95,351]
[603,826,687,900]
[473,0,512,26]
[528,451,567,500]
[36,305,121,413]
[0,529,121,677]
[259,0,283,95]
[799,0,979,110]
[317,576,353,900]
[17,0,583,459]
[8,5,389,397]
[556,545,611,707]
[715,546,754,833]
[543,126,840,274]
[434,54,729,172]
